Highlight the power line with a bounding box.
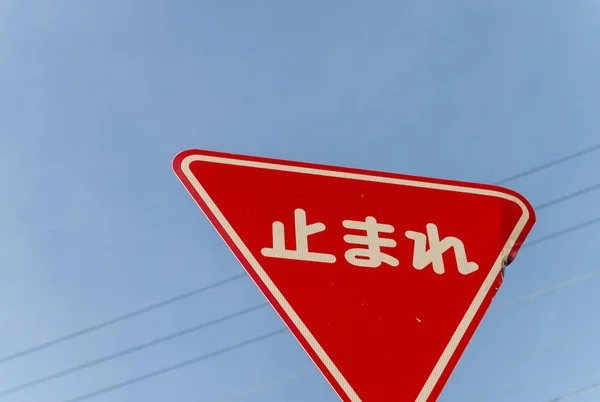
[6,219,593,399]
[59,328,287,402]
[549,381,600,401]
[0,193,596,376]
[489,268,600,310]
[0,303,269,398]
[493,143,600,185]
[533,182,600,210]
[0,195,596,392]
[2,180,593,367]
[523,216,600,248]
[440,271,600,391]
[0,273,247,365]
[473,351,600,402]
[12,264,600,397]
[453,318,600,386]
[1,204,592,383]
[0,144,597,382]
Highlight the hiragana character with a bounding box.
[342,216,399,268]
[405,223,478,275]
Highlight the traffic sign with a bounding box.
[173,149,536,402]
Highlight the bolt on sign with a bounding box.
[173,149,536,402]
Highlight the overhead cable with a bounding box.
[533,182,600,210]
[1,143,598,374]
[494,143,600,185]
[549,381,600,401]
[0,273,247,364]
[59,328,287,402]
[0,303,269,397]
[523,216,600,248]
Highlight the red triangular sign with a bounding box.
[173,149,536,402]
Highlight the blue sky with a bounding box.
[1,1,599,401]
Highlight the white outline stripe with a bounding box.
[179,154,531,402]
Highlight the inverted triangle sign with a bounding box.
[173,149,536,402]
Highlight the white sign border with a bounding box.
[178,152,532,402]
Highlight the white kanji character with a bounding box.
[261,208,336,263]
[405,223,478,275]
[342,216,399,268]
